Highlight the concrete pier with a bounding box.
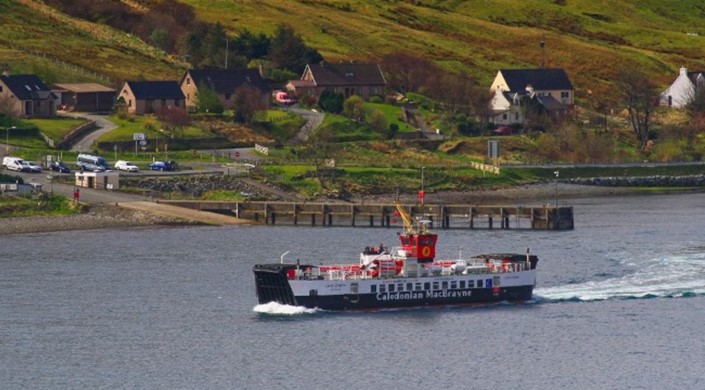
[159,200,574,230]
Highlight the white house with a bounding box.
[660,67,705,108]
[489,68,574,125]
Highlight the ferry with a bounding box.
[253,203,538,310]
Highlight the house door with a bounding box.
[24,101,32,116]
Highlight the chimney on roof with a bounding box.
[526,84,534,94]
[680,67,688,76]
[1,64,9,77]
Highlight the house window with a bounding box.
[225,93,231,100]
[128,99,132,107]
[502,114,507,120]
[187,94,190,102]
[0,86,3,92]
[186,78,190,85]
[561,91,570,99]
[515,113,519,120]
[175,100,180,107]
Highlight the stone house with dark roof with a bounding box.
[0,74,57,118]
[53,83,116,112]
[286,62,386,100]
[489,68,574,125]
[118,81,185,115]
[180,68,270,111]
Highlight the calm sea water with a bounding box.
[2,193,705,389]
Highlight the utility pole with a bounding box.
[540,35,546,68]
[224,37,229,69]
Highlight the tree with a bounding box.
[232,86,266,124]
[233,29,271,61]
[306,126,336,189]
[149,28,170,52]
[615,70,658,149]
[367,109,388,134]
[318,90,344,114]
[156,106,191,138]
[269,24,323,74]
[343,95,366,122]
[195,83,223,114]
[686,83,705,117]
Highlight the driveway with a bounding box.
[290,107,324,143]
[58,112,118,152]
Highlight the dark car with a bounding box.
[149,160,178,171]
[493,126,513,135]
[49,161,71,173]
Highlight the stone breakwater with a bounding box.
[567,175,705,187]
[121,175,284,199]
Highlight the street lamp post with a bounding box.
[6,126,15,155]
[554,170,560,207]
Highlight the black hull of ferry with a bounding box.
[253,263,534,310]
[292,285,535,310]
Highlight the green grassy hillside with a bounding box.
[4,0,705,102]
[0,0,185,86]
[182,0,705,103]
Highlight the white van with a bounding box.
[2,156,29,172]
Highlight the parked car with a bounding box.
[49,161,71,173]
[149,160,177,171]
[114,160,139,172]
[26,161,43,173]
[493,126,513,135]
[274,91,296,105]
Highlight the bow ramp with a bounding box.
[117,201,250,225]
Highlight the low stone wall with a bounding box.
[57,120,96,149]
[568,175,705,187]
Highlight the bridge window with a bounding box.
[371,285,377,293]
[432,281,439,290]
[477,280,483,288]
[389,284,395,292]
[415,283,422,291]
[380,285,386,293]
[450,281,457,289]
[424,282,430,290]
[468,280,475,288]
[442,281,448,290]
[460,281,466,289]
[406,283,413,291]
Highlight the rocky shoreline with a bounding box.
[0,204,197,236]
